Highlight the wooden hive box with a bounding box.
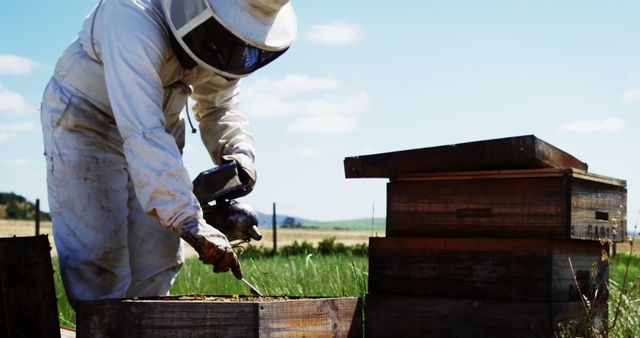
[0,236,60,338]
[344,135,622,337]
[386,169,627,241]
[364,294,606,338]
[76,296,362,338]
[344,135,627,241]
[344,134,588,179]
[368,237,609,302]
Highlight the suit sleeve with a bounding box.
[99,2,201,231]
[191,76,256,166]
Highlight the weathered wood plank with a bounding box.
[76,297,362,338]
[259,297,362,338]
[368,237,608,303]
[551,240,609,304]
[0,236,60,338]
[570,178,627,241]
[344,135,587,179]
[77,300,256,338]
[364,294,607,338]
[386,169,627,241]
[386,176,569,239]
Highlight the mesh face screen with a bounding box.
[182,17,287,76]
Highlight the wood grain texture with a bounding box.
[76,297,362,338]
[364,294,607,338]
[386,169,626,242]
[570,178,627,241]
[368,237,609,303]
[77,301,255,338]
[386,176,569,239]
[344,135,587,179]
[259,297,362,338]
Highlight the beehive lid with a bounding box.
[344,135,587,179]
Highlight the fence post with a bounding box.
[272,202,277,255]
[35,199,40,236]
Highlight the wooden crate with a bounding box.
[344,134,587,179]
[0,236,60,338]
[364,294,607,338]
[76,296,362,338]
[386,169,627,241]
[369,237,609,303]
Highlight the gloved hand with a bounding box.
[178,218,243,279]
[222,154,256,196]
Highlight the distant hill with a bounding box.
[255,210,385,231]
[0,192,51,221]
[305,218,386,231]
[255,211,314,228]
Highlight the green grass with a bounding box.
[608,253,640,338]
[54,254,368,328]
[305,217,386,231]
[54,252,639,332]
[52,259,75,328]
[610,253,640,283]
[173,254,367,297]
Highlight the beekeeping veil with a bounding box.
[163,0,296,78]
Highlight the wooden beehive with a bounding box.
[344,135,624,338]
[76,296,362,338]
[0,236,60,338]
[364,294,607,338]
[368,237,608,302]
[344,134,588,179]
[386,169,626,241]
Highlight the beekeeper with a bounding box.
[40,0,295,306]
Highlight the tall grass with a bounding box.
[172,254,368,297]
[608,279,640,338]
[53,252,637,332]
[54,254,368,328]
[52,258,75,328]
[608,253,640,338]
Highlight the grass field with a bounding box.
[2,219,639,334]
[53,252,640,335]
[53,253,369,328]
[53,246,640,330]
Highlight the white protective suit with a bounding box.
[41,0,255,304]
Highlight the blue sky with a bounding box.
[0,1,638,226]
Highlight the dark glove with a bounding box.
[178,218,243,279]
[222,154,256,196]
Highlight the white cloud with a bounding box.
[558,118,625,134]
[288,113,358,135]
[0,55,37,75]
[300,91,370,116]
[622,89,640,103]
[0,122,38,143]
[0,158,29,166]
[246,74,341,99]
[306,21,362,45]
[240,74,370,135]
[295,146,323,158]
[0,121,37,132]
[294,143,343,158]
[0,132,13,143]
[241,75,343,118]
[0,84,33,116]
